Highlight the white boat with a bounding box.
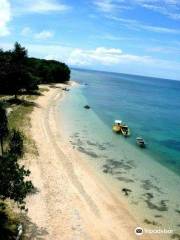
[136,137,146,148]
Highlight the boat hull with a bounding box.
[112,125,121,133]
[137,142,146,148]
[136,138,146,148]
[121,129,130,137]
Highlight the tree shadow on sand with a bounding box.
[20,214,49,240]
[6,98,40,108]
[5,98,40,108]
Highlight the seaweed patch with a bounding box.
[86,140,106,151]
[171,233,180,240]
[102,158,135,179]
[103,142,114,147]
[175,209,180,215]
[71,132,79,138]
[98,145,106,151]
[77,146,98,158]
[143,193,168,211]
[107,159,134,170]
[145,192,154,199]
[141,179,163,193]
[144,219,159,226]
[116,177,134,183]
[154,215,162,218]
[76,138,84,145]
[86,140,97,146]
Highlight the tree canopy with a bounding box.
[0,153,33,207]
[0,104,8,156]
[27,58,71,84]
[0,42,71,97]
[0,104,33,208]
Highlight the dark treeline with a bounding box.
[28,58,70,84]
[0,42,70,97]
[0,42,71,238]
[0,103,33,208]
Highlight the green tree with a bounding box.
[27,58,71,84]
[0,104,8,156]
[0,153,34,208]
[0,50,12,93]
[0,42,70,96]
[10,43,29,98]
[9,130,24,158]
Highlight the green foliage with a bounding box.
[0,42,70,97]
[12,42,27,62]
[9,130,24,158]
[0,153,34,207]
[0,43,38,97]
[0,103,8,155]
[0,103,34,208]
[27,58,71,84]
[0,202,19,240]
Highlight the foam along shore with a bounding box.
[25,82,152,240]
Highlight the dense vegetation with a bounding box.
[0,42,70,238]
[0,42,70,98]
[0,103,33,207]
[27,58,70,84]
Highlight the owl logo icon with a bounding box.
[135,227,144,236]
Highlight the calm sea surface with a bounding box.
[71,68,180,175]
[58,68,180,238]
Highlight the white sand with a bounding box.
[25,83,152,240]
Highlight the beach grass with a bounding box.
[6,87,49,155]
[0,201,20,239]
[0,86,50,239]
[8,103,37,155]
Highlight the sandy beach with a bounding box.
[25,83,152,240]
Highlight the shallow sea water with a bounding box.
[58,69,180,239]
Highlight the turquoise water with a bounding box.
[71,69,180,175]
[58,68,180,238]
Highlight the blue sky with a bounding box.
[0,0,180,80]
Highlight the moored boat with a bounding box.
[112,120,122,133]
[136,137,146,148]
[121,125,130,137]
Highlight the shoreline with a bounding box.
[25,82,151,239]
[57,81,180,239]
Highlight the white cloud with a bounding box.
[67,47,151,66]
[34,30,54,39]
[21,27,32,36]
[0,42,179,79]
[146,46,180,54]
[27,0,69,13]
[0,0,11,36]
[44,55,60,61]
[136,0,180,20]
[67,46,180,80]
[13,0,70,15]
[93,0,131,13]
[25,43,72,61]
[96,33,130,41]
[20,28,54,39]
[141,24,180,34]
[107,16,180,34]
[93,0,180,20]
[94,0,116,12]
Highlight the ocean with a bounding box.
[58,68,180,238]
